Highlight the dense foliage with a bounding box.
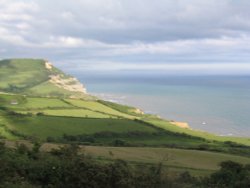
[0,142,166,188]
[0,142,250,188]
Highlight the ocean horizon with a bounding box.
[75,73,250,137]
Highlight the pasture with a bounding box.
[5,115,158,140]
[65,99,135,118]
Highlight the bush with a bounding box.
[36,112,44,116]
[46,136,56,142]
[112,139,127,146]
[1,143,250,187]
[201,161,250,187]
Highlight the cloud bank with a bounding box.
[1,0,250,75]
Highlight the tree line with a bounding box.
[0,142,250,188]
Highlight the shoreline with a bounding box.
[90,92,250,137]
[91,92,191,130]
[170,121,190,129]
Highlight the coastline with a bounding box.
[84,79,250,137]
[170,121,190,129]
[91,92,191,130]
[90,90,250,138]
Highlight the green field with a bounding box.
[98,100,145,116]
[79,146,250,174]
[2,141,244,176]
[37,109,113,118]
[5,115,158,140]
[1,95,135,119]
[0,124,17,139]
[3,140,250,176]
[1,93,250,156]
[65,99,135,119]
[0,96,211,149]
[3,112,249,157]
[8,97,72,109]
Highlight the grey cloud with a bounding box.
[2,0,250,44]
[5,0,248,43]
[1,0,250,75]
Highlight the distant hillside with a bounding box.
[0,59,91,99]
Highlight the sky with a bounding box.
[1,0,250,75]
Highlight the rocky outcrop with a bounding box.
[45,61,87,94]
[48,75,87,93]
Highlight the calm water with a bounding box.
[76,73,250,137]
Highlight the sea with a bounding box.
[75,72,250,137]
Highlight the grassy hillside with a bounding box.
[5,116,157,139]
[1,93,250,159]
[0,59,50,91]
[0,59,91,98]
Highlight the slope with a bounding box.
[0,58,90,98]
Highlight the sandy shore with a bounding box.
[170,121,190,129]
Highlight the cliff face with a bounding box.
[0,59,89,98]
[45,61,87,94]
[48,74,87,93]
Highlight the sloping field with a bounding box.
[8,97,72,109]
[65,99,135,119]
[98,100,145,116]
[1,93,250,152]
[5,115,158,139]
[39,109,113,118]
[1,95,136,119]
[38,143,250,175]
[0,59,50,91]
[82,146,250,170]
[27,81,92,99]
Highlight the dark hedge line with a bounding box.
[0,142,250,188]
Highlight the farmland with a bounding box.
[1,93,250,160]
[1,58,250,183]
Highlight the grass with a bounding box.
[36,109,113,118]
[4,140,250,176]
[0,110,18,139]
[81,146,250,169]
[147,118,250,146]
[5,115,158,140]
[0,125,17,139]
[0,59,50,91]
[0,93,27,106]
[1,93,250,155]
[65,99,135,118]
[28,81,73,96]
[0,58,92,99]
[27,81,92,99]
[92,134,207,148]
[37,143,250,176]
[98,100,144,116]
[8,97,72,109]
